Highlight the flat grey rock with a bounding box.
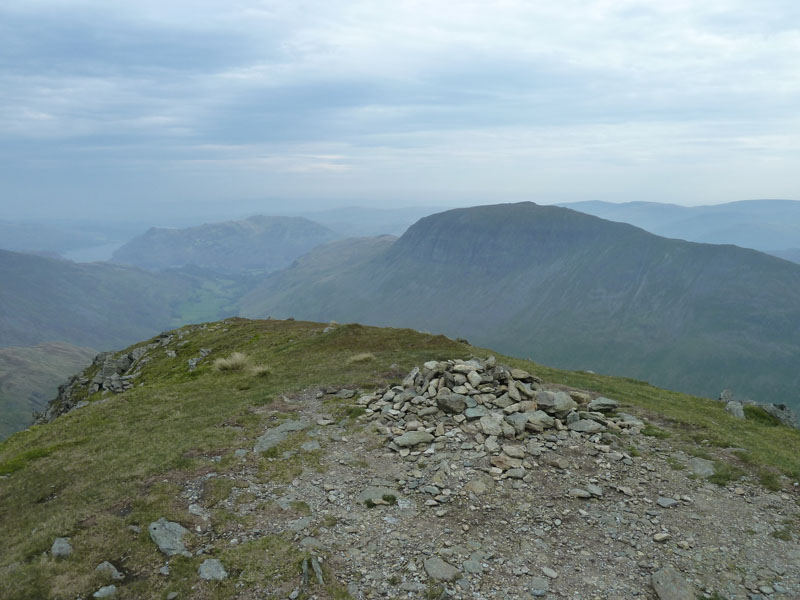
[588,396,618,412]
[93,585,117,598]
[95,561,123,581]
[567,419,605,433]
[651,565,695,599]
[688,457,715,478]
[148,518,189,556]
[395,431,433,447]
[198,558,227,581]
[357,486,399,504]
[424,556,460,581]
[254,419,310,453]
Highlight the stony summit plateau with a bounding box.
[0,319,798,600]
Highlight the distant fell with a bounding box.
[242,202,800,407]
[563,199,800,259]
[111,215,336,273]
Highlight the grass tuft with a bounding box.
[743,405,781,427]
[214,351,248,371]
[346,352,376,365]
[249,364,271,377]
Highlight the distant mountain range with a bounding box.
[241,202,800,407]
[562,199,800,261]
[111,215,337,273]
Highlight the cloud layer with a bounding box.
[2,0,800,219]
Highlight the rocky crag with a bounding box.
[718,390,800,430]
[34,351,800,600]
[37,330,212,424]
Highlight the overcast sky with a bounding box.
[2,0,800,221]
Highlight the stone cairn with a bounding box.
[356,356,644,480]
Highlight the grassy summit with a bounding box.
[0,319,798,599]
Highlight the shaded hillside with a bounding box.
[0,250,248,349]
[564,199,800,257]
[241,202,800,407]
[0,342,94,440]
[111,215,336,273]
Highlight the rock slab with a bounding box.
[254,419,310,453]
[651,565,695,599]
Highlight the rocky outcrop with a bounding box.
[718,389,800,430]
[36,328,213,424]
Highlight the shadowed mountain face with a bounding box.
[0,250,247,350]
[241,202,800,407]
[562,199,800,261]
[111,215,336,273]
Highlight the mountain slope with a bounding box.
[0,342,95,440]
[1,319,798,599]
[111,215,337,273]
[241,202,800,406]
[563,199,800,258]
[0,250,248,349]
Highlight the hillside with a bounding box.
[1,319,798,599]
[0,342,95,440]
[0,250,249,349]
[111,216,337,273]
[563,199,800,259]
[241,202,800,408]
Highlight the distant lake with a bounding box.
[62,243,123,263]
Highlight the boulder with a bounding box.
[51,537,73,559]
[148,518,189,556]
[725,401,745,419]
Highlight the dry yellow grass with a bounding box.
[346,352,375,365]
[250,364,271,377]
[214,351,248,371]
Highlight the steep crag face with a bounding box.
[242,202,800,407]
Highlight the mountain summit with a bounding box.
[242,202,800,406]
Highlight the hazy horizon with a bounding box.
[3,1,800,222]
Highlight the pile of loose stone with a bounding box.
[358,356,643,479]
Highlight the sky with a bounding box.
[2,0,800,221]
